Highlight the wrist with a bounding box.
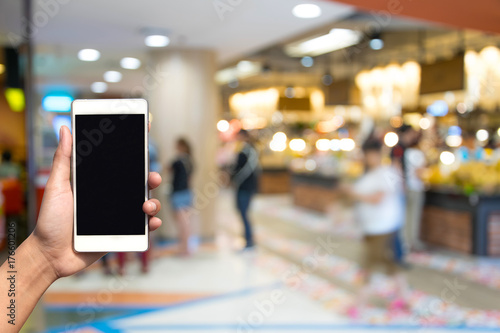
[21,235,60,285]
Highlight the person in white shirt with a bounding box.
[342,139,409,318]
[404,141,426,251]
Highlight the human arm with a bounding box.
[339,180,385,205]
[0,126,162,331]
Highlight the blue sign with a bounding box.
[42,94,73,112]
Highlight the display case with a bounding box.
[421,189,500,256]
[291,173,339,212]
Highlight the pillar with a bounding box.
[148,49,219,240]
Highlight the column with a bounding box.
[148,49,219,240]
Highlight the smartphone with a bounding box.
[72,99,149,252]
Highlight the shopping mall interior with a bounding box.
[1,0,500,332]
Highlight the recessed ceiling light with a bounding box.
[145,35,169,47]
[369,38,384,50]
[120,57,141,70]
[301,56,314,67]
[91,82,108,93]
[285,29,363,57]
[78,49,100,61]
[103,70,122,83]
[292,4,321,19]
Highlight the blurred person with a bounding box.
[342,139,408,317]
[101,253,112,275]
[169,138,194,256]
[390,124,416,265]
[117,251,149,275]
[0,151,24,218]
[0,150,22,179]
[231,130,259,250]
[0,126,163,332]
[404,135,426,252]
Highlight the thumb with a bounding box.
[46,126,72,189]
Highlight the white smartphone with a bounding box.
[72,99,149,252]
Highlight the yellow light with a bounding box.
[0,64,5,75]
[446,135,462,148]
[269,140,287,152]
[440,151,455,165]
[315,139,330,151]
[5,88,25,112]
[217,120,230,132]
[273,132,287,142]
[419,118,431,130]
[289,138,306,152]
[390,116,403,128]
[384,132,399,148]
[476,129,489,142]
[340,138,355,151]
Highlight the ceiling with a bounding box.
[0,0,355,94]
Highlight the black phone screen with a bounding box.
[75,114,146,235]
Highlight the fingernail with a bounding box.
[149,202,157,211]
[59,127,63,140]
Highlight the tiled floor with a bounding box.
[23,191,500,333]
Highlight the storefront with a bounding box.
[216,27,500,257]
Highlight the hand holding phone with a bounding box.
[31,124,162,278]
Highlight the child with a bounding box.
[342,139,408,317]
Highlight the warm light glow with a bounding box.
[384,132,399,148]
[229,88,279,117]
[330,139,341,151]
[440,151,455,165]
[390,116,403,128]
[315,139,330,151]
[0,64,4,75]
[237,61,254,73]
[446,135,463,148]
[497,127,500,137]
[270,140,287,152]
[476,129,489,142]
[355,61,421,118]
[290,138,306,152]
[285,29,362,57]
[91,82,108,93]
[340,138,355,151]
[5,88,25,112]
[465,46,500,111]
[145,35,169,47]
[419,118,431,130]
[103,70,122,83]
[305,159,317,171]
[120,57,141,70]
[292,4,321,18]
[217,120,230,132]
[78,49,100,61]
[241,117,267,130]
[273,132,287,142]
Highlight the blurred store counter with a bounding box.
[422,189,500,257]
[290,172,339,212]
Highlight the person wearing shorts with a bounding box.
[169,138,194,256]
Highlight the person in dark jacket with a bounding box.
[231,130,259,249]
[170,138,194,256]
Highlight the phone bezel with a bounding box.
[72,98,149,252]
